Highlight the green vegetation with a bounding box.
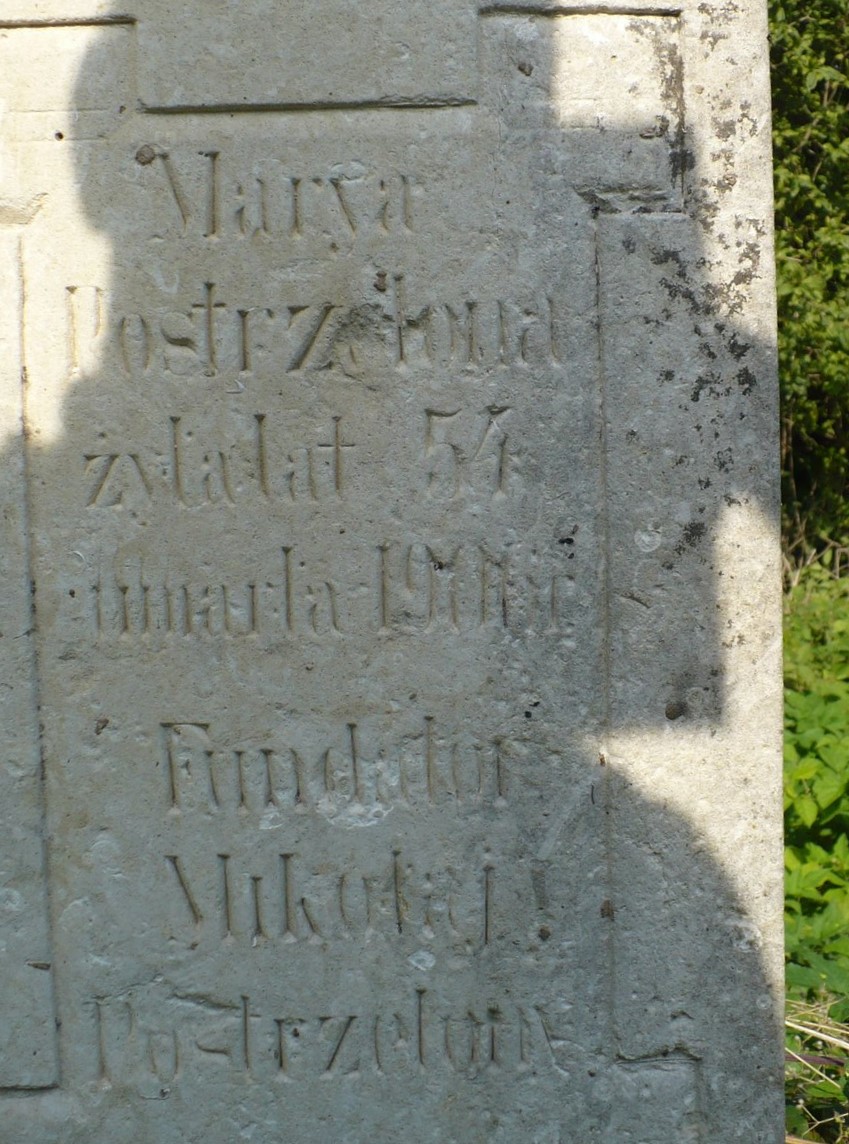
[785,566,849,1006]
[785,999,849,1142]
[770,1,849,1137]
[783,569,849,1140]
[771,0,849,563]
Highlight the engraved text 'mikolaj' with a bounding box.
[159,716,517,814]
[165,848,494,949]
[93,988,574,1087]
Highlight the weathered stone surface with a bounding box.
[0,2,783,1141]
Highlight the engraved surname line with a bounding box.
[76,283,567,378]
[94,992,253,1087]
[165,848,491,948]
[392,280,565,372]
[159,716,512,814]
[137,147,415,242]
[83,413,354,507]
[93,989,574,1086]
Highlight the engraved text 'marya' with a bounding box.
[136,149,415,245]
[93,988,575,1088]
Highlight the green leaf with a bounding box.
[796,794,820,827]
[804,64,847,89]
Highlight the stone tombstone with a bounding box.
[0,1,782,1141]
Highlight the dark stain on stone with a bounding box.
[676,521,707,555]
[727,332,751,359]
[651,248,686,276]
[691,372,730,402]
[736,366,756,395]
[715,447,733,472]
[671,144,696,183]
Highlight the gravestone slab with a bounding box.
[0,2,783,1141]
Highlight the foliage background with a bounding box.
[771,0,849,563]
[772,0,849,1137]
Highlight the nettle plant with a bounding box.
[784,563,849,1003]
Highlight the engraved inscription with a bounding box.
[139,149,415,246]
[3,0,769,1133]
[83,541,575,642]
[84,452,153,507]
[159,718,516,814]
[92,988,574,1087]
[378,542,571,635]
[165,848,492,949]
[83,414,354,508]
[424,406,517,501]
[392,281,565,372]
[73,283,569,380]
[93,579,264,638]
[83,405,526,509]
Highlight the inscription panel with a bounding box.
[138,1,478,110]
[24,96,610,1132]
[2,2,782,1141]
